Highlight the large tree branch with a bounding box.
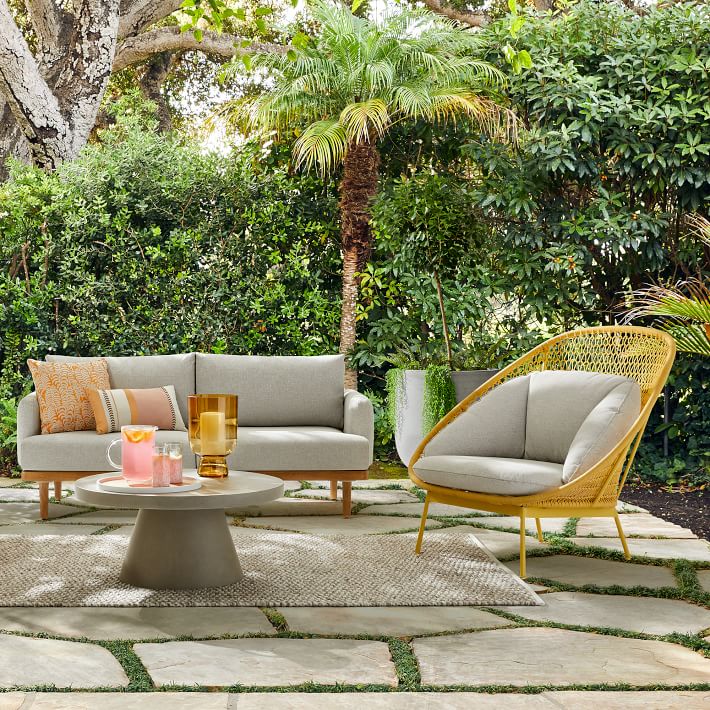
[421,0,487,27]
[113,26,286,71]
[118,0,182,39]
[0,0,68,168]
[23,0,68,52]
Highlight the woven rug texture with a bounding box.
[0,528,541,607]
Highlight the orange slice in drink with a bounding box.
[124,429,150,443]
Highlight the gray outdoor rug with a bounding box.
[0,528,541,607]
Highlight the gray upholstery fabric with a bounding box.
[563,381,641,482]
[425,376,530,459]
[414,455,563,496]
[227,426,370,471]
[344,389,375,464]
[16,393,40,465]
[47,354,195,422]
[524,371,634,464]
[196,354,345,427]
[18,430,195,471]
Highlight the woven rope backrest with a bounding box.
[542,328,674,406]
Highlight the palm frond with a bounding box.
[293,119,348,174]
[340,99,390,142]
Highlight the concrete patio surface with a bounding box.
[0,477,708,707]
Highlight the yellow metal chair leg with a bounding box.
[535,518,544,542]
[519,508,527,578]
[614,512,631,559]
[415,494,430,555]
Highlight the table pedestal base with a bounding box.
[120,508,243,590]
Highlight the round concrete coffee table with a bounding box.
[75,471,284,590]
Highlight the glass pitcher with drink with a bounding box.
[106,425,158,484]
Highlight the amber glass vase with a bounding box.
[188,394,237,478]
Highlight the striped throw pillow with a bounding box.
[88,386,186,434]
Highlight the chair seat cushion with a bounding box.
[413,455,564,496]
[227,426,370,471]
[19,430,194,472]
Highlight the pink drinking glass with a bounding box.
[152,445,170,487]
[106,425,157,483]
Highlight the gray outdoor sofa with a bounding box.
[17,353,374,519]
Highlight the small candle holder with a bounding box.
[188,394,237,478]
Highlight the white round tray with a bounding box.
[97,474,202,494]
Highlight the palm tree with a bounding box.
[625,216,710,356]
[222,1,514,387]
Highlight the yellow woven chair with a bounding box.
[408,326,676,577]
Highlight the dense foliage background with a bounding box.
[0,1,707,482]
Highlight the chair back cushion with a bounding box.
[562,380,641,482]
[524,371,635,464]
[196,354,345,427]
[424,375,530,459]
[47,354,195,423]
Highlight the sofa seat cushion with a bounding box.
[227,426,370,471]
[196,354,345,428]
[19,430,193,472]
[413,455,564,496]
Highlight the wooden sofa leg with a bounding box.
[330,480,338,500]
[39,482,49,520]
[54,481,62,501]
[342,481,352,518]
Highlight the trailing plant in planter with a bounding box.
[423,365,457,434]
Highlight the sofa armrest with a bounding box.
[17,392,41,467]
[343,389,374,465]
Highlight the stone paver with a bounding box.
[504,555,677,589]
[428,525,547,558]
[53,509,137,525]
[0,634,129,688]
[228,497,343,516]
[0,502,84,525]
[570,536,710,562]
[508,591,710,635]
[0,523,104,536]
[699,570,710,594]
[242,515,441,535]
[4,692,710,710]
[577,513,697,539]
[0,607,273,640]
[0,478,17,487]
[279,606,514,636]
[474,516,569,535]
[134,638,397,687]
[297,488,419,505]
[617,500,648,513]
[358,502,495,517]
[413,627,710,686]
[10,693,230,709]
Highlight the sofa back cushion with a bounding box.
[524,370,636,464]
[196,354,345,427]
[47,354,195,422]
[562,380,641,482]
[425,375,530,459]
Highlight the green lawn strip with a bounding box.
[261,607,289,632]
[91,524,123,535]
[98,640,153,691]
[562,518,579,537]
[389,638,420,691]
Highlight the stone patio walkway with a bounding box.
[0,477,708,708]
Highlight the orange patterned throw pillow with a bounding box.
[28,359,111,434]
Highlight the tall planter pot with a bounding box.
[393,369,498,466]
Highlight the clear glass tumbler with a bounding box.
[166,442,183,484]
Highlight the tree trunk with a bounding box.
[338,139,381,390]
[138,51,175,132]
[433,268,453,369]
